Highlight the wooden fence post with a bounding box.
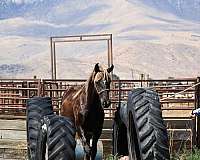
[195,77,200,148]
[118,80,121,109]
[37,79,41,96]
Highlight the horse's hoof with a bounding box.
[83,145,91,154]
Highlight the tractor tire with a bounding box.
[26,97,53,160]
[112,107,128,156]
[127,88,170,160]
[42,114,76,160]
[112,119,128,157]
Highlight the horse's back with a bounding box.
[61,86,84,125]
[61,87,77,120]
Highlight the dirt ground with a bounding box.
[0,107,193,159]
[0,119,26,159]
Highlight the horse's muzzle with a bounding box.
[102,100,111,108]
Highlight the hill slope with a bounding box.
[0,0,200,79]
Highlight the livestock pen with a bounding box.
[0,78,199,159]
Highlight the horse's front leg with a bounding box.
[84,134,92,160]
[91,132,101,160]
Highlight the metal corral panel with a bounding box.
[0,78,199,153]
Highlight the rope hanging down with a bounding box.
[160,81,200,101]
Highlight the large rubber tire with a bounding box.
[42,114,76,160]
[26,97,54,160]
[112,107,128,156]
[127,88,170,160]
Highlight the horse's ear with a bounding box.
[107,64,114,73]
[94,63,100,73]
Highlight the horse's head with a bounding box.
[93,63,114,108]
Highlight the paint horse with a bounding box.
[61,63,114,160]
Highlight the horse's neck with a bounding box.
[85,73,100,109]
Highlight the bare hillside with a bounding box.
[0,0,200,79]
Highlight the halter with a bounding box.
[95,69,110,95]
[97,88,110,95]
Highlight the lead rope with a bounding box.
[160,81,200,101]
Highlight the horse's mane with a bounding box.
[62,66,107,109]
[85,71,97,108]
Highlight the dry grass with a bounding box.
[105,154,129,160]
[0,149,27,160]
[106,150,200,160]
[171,148,200,160]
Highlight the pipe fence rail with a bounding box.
[0,78,199,151]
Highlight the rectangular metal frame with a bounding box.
[50,34,113,79]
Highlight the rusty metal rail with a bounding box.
[0,79,41,115]
[0,78,199,151]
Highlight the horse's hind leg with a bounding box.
[77,127,90,154]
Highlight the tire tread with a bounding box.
[128,88,170,160]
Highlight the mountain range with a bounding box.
[0,0,200,79]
